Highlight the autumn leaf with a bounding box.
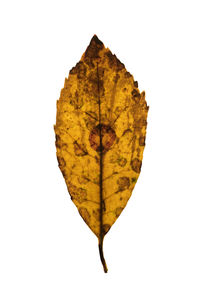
[54,35,148,272]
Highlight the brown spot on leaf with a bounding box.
[93,209,100,221]
[139,136,146,146]
[79,207,91,225]
[131,158,142,173]
[122,129,132,136]
[57,156,66,168]
[84,35,104,66]
[132,89,141,103]
[68,184,87,203]
[73,141,88,156]
[125,71,132,78]
[131,177,137,183]
[109,151,119,163]
[88,71,104,97]
[84,118,96,130]
[55,134,61,148]
[62,143,68,152]
[118,157,127,167]
[113,73,120,83]
[105,51,125,71]
[78,176,89,184]
[69,61,86,79]
[117,177,130,191]
[134,118,147,130]
[94,155,99,164]
[70,91,83,109]
[89,124,116,152]
[115,207,123,217]
[103,224,111,235]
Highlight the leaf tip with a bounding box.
[90,34,104,46]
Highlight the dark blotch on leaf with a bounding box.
[139,136,146,146]
[57,156,66,168]
[103,224,111,235]
[79,207,91,224]
[69,61,86,79]
[132,89,141,102]
[89,124,116,152]
[117,177,130,191]
[131,158,142,173]
[105,51,125,71]
[115,207,123,217]
[55,134,61,148]
[84,35,104,60]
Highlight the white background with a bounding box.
[0,0,200,299]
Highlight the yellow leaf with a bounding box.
[54,35,149,272]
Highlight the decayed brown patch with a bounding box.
[83,35,104,68]
[69,61,87,79]
[79,207,91,225]
[105,51,125,71]
[92,208,100,221]
[68,183,87,203]
[117,177,130,191]
[115,207,124,217]
[89,124,116,152]
[55,134,61,148]
[139,136,146,146]
[57,156,66,169]
[88,71,104,97]
[69,91,83,109]
[118,157,127,167]
[132,89,141,103]
[103,224,111,235]
[73,141,88,156]
[131,158,142,173]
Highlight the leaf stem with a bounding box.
[98,238,108,273]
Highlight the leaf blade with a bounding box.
[55,35,148,272]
